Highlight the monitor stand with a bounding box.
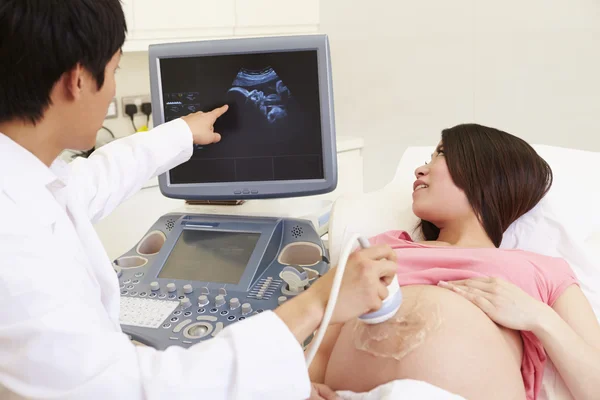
[173,197,333,237]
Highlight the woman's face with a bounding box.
[412,142,475,226]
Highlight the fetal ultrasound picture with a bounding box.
[160,51,324,184]
[226,67,292,126]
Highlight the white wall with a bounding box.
[320,0,600,191]
[102,51,153,139]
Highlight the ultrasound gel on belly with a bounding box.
[352,292,442,360]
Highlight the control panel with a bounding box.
[114,213,328,350]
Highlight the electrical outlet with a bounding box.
[122,94,151,117]
[105,98,118,119]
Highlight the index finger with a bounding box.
[210,104,229,119]
[359,244,397,262]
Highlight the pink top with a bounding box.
[369,230,579,400]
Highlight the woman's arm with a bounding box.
[533,285,600,400]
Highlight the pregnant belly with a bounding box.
[324,285,526,400]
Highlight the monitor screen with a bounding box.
[160,51,324,184]
[158,229,260,284]
[149,35,337,200]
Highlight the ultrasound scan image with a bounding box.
[226,67,292,125]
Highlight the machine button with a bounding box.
[184,311,192,317]
[200,287,210,295]
[135,272,144,278]
[113,264,122,278]
[198,295,209,306]
[169,337,179,341]
[132,280,140,285]
[229,298,240,310]
[196,316,218,322]
[278,296,288,305]
[242,189,250,194]
[123,279,131,284]
[234,190,242,195]
[173,319,193,333]
[158,294,167,299]
[166,283,177,293]
[150,282,160,291]
[212,322,224,337]
[220,310,229,316]
[241,303,252,315]
[218,288,227,296]
[251,190,258,194]
[180,297,192,309]
[227,315,236,321]
[183,284,193,294]
[215,295,225,307]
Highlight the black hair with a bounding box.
[418,124,553,247]
[0,0,127,124]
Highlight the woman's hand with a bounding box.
[437,277,548,331]
[307,382,341,400]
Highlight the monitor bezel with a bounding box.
[149,34,337,200]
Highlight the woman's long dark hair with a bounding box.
[419,124,553,247]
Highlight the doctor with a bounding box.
[0,1,397,399]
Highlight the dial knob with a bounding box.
[166,283,177,293]
[200,287,210,295]
[241,303,252,315]
[180,297,191,309]
[229,298,240,310]
[215,295,226,307]
[150,282,160,291]
[219,288,228,296]
[198,295,209,306]
[183,284,193,294]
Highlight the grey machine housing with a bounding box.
[148,34,338,201]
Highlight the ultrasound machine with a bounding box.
[115,34,338,350]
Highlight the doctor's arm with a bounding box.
[70,106,226,223]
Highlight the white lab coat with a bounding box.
[0,119,311,399]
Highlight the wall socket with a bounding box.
[122,94,151,117]
[105,98,118,119]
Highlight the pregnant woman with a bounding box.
[308,124,600,400]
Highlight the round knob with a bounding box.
[241,303,252,315]
[215,295,225,307]
[150,282,160,291]
[278,296,287,305]
[198,295,209,306]
[183,284,193,294]
[166,283,177,293]
[200,287,210,295]
[229,298,240,310]
[219,288,228,296]
[180,297,191,309]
